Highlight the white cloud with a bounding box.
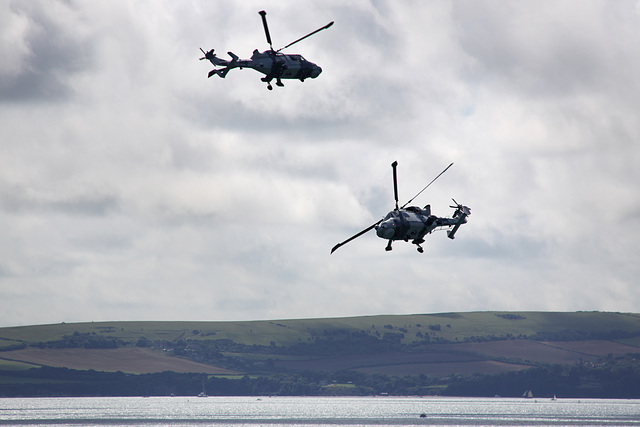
[0,0,639,326]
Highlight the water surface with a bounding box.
[1,396,639,426]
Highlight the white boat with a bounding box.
[522,390,533,398]
[198,379,208,397]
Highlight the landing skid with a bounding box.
[412,238,425,253]
[263,77,284,90]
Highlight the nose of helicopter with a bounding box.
[375,221,395,240]
[310,65,322,78]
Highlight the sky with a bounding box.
[1,0,639,327]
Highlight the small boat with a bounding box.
[522,390,533,398]
[551,395,557,401]
[198,378,208,397]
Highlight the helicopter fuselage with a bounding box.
[202,49,322,89]
[249,50,322,80]
[375,205,466,245]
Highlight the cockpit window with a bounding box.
[384,212,399,220]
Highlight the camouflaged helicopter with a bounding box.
[200,10,333,90]
[331,162,471,254]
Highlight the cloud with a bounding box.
[0,1,94,102]
[0,0,639,326]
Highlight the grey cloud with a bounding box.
[1,1,639,327]
[0,1,94,102]
[454,2,640,99]
[0,183,118,216]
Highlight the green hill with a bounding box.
[1,311,640,397]
[3,311,640,348]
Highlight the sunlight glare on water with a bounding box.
[1,396,640,426]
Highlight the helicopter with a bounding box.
[199,10,333,90]
[331,161,471,254]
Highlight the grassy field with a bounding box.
[3,311,640,347]
[0,347,239,374]
[1,311,639,377]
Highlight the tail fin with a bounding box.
[447,203,470,240]
[447,206,470,240]
[201,49,239,79]
[208,67,232,79]
[199,48,229,66]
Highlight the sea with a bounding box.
[1,396,640,426]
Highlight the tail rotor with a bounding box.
[450,198,471,217]
[199,48,215,61]
[199,48,235,79]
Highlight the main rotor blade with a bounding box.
[330,220,381,254]
[258,10,273,50]
[276,21,334,52]
[391,161,399,210]
[401,162,454,209]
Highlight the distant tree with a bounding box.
[136,337,151,348]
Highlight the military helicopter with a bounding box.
[331,162,471,254]
[199,10,333,90]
